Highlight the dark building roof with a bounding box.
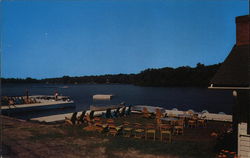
[210,44,250,87]
[236,15,250,23]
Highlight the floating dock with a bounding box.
[93,94,113,100]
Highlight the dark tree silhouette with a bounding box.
[1,63,221,87]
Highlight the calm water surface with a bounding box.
[2,83,234,115]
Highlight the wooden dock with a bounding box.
[31,110,102,122]
[31,113,75,122]
[1,100,74,110]
[31,108,127,123]
[30,105,232,123]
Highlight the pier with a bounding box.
[31,105,232,123]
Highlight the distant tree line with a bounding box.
[1,63,221,87]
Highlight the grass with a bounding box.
[104,135,215,158]
[29,131,65,141]
[2,114,229,157]
[54,123,216,158]
[54,114,221,157]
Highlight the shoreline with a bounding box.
[28,105,232,123]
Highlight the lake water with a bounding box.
[1,83,235,115]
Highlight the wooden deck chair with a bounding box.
[94,121,105,133]
[155,108,163,119]
[192,114,199,121]
[197,119,206,128]
[108,124,122,136]
[107,118,114,125]
[113,107,121,118]
[145,123,156,141]
[156,118,162,130]
[188,119,196,128]
[159,124,172,132]
[160,124,172,143]
[142,107,151,118]
[106,118,115,132]
[84,113,93,126]
[94,117,101,122]
[65,112,78,125]
[187,110,195,119]
[83,125,96,132]
[105,108,112,118]
[174,119,184,135]
[133,123,144,139]
[125,106,131,116]
[107,124,117,136]
[89,111,95,120]
[120,106,126,117]
[122,121,132,137]
[77,111,86,124]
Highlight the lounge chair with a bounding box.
[77,111,86,124]
[105,108,112,118]
[84,113,93,126]
[65,112,78,125]
[113,107,121,118]
[145,123,156,141]
[120,107,126,117]
[125,106,131,116]
[89,111,95,120]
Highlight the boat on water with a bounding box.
[1,95,75,114]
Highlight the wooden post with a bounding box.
[234,90,250,134]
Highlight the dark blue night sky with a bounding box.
[2,0,249,79]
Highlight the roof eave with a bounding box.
[208,84,250,90]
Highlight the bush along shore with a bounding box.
[1,63,220,87]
